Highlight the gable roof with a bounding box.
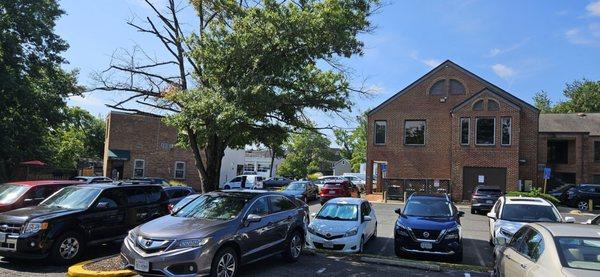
[367,60,538,116]
[539,113,600,136]
[451,88,522,113]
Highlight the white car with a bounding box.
[306,198,377,253]
[72,176,113,184]
[487,196,575,245]
[221,175,264,190]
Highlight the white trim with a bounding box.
[501,117,512,146]
[460,117,470,145]
[133,159,145,178]
[174,161,186,179]
[475,117,495,146]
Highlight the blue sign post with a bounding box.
[543,167,551,194]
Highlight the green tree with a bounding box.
[532,91,552,113]
[277,130,333,179]
[95,0,379,192]
[553,79,600,113]
[0,0,82,181]
[334,128,354,161]
[349,112,367,172]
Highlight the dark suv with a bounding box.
[0,183,169,263]
[394,193,464,262]
[121,190,308,276]
[470,186,502,214]
[565,184,600,211]
[0,180,83,213]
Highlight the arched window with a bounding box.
[449,79,466,95]
[429,80,446,96]
[473,99,484,111]
[488,99,499,111]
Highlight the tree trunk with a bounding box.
[269,146,275,178]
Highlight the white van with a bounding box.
[221,175,264,190]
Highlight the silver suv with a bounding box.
[121,190,308,276]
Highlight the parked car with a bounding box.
[487,196,574,246]
[282,181,319,203]
[72,176,113,184]
[319,180,360,205]
[121,190,307,276]
[494,222,600,277]
[163,185,197,213]
[0,180,83,213]
[262,177,293,190]
[306,198,376,253]
[169,193,201,214]
[470,185,503,214]
[0,183,169,264]
[129,177,170,185]
[221,175,264,190]
[394,193,464,262]
[548,183,576,204]
[565,184,600,211]
[341,175,366,192]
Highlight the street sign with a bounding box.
[381,163,387,172]
[543,168,551,180]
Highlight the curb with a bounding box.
[360,256,441,271]
[67,256,136,277]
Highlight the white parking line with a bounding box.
[316,268,326,274]
[468,238,485,266]
[380,236,392,253]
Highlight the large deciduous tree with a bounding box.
[533,79,600,113]
[0,0,82,181]
[277,129,333,179]
[94,0,379,192]
[332,112,367,172]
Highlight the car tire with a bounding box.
[283,230,303,262]
[50,231,85,265]
[210,246,238,277]
[358,236,365,253]
[578,200,589,211]
[394,244,407,258]
[224,185,231,190]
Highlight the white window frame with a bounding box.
[133,159,145,178]
[374,120,387,145]
[501,117,512,146]
[174,161,186,179]
[475,117,495,146]
[460,117,470,145]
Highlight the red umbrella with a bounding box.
[20,160,46,167]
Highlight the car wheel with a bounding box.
[578,200,589,211]
[283,230,303,262]
[210,247,238,277]
[358,236,364,253]
[224,185,231,190]
[50,231,84,264]
[470,208,476,214]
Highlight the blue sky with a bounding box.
[58,0,600,137]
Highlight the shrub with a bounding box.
[505,188,560,206]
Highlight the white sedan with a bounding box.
[306,198,377,253]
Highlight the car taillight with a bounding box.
[167,203,174,213]
[320,188,329,195]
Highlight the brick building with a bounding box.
[366,60,539,200]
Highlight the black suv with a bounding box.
[565,184,600,211]
[0,183,169,264]
[470,186,502,214]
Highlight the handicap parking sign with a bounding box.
[543,168,551,180]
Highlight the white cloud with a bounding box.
[409,52,442,69]
[69,94,106,109]
[486,38,530,57]
[587,1,600,16]
[491,64,515,79]
[565,25,600,45]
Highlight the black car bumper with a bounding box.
[394,232,461,256]
[471,203,494,211]
[0,232,52,259]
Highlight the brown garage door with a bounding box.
[462,167,507,200]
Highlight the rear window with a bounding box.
[556,237,600,271]
[324,182,342,187]
[500,204,560,222]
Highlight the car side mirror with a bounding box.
[246,214,262,223]
[363,215,372,222]
[494,237,507,246]
[96,202,110,209]
[564,216,576,223]
[487,212,496,220]
[310,212,317,218]
[457,211,465,217]
[394,208,402,215]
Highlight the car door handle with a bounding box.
[505,254,512,260]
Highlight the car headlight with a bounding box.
[128,229,138,242]
[307,226,316,234]
[22,222,48,234]
[344,227,358,237]
[445,226,461,240]
[499,227,514,238]
[395,222,410,236]
[174,238,210,249]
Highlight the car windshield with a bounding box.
[174,194,249,220]
[286,183,306,190]
[403,198,453,217]
[0,184,29,204]
[40,186,101,209]
[500,204,559,222]
[556,237,600,271]
[316,203,358,221]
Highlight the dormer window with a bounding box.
[488,99,499,111]
[449,79,466,95]
[473,99,484,111]
[429,80,446,96]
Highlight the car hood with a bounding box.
[310,219,358,235]
[397,215,457,230]
[0,206,83,223]
[562,267,599,277]
[136,215,232,239]
[494,220,525,235]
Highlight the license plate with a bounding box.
[328,191,336,195]
[0,232,5,243]
[134,259,150,272]
[323,241,334,248]
[486,200,494,204]
[420,242,433,250]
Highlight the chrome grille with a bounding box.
[0,222,22,235]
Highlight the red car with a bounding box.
[0,180,83,213]
[319,179,361,205]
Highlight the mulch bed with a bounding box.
[82,255,127,272]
